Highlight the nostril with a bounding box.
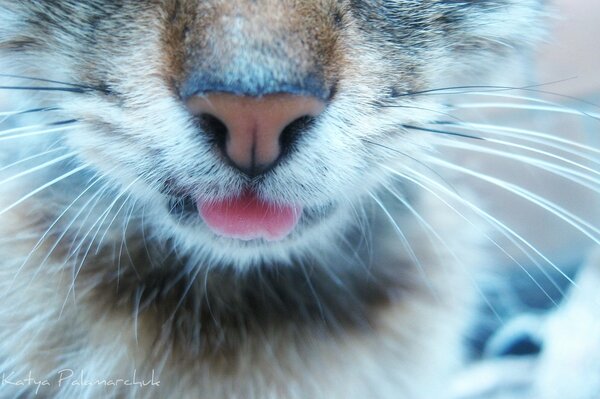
[197,113,228,147]
[186,93,326,177]
[279,115,316,157]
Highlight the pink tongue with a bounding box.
[197,191,302,241]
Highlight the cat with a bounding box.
[0,1,550,398]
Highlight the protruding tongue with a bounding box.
[197,190,302,241]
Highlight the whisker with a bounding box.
[0,126,79,142]
[401,124,483,140]
[116,198,140,290]
[0,120,78,136]
[340,190,374,271]
[14,173,108,286]
[69,177,142,287]
[0,107,61,125]
[0,85,89,93]
[361,138,460,195]
[386,186,505,320]
[58,179,141,313]
[384,165,574,298]
[167,263,203,325]
[0,107,61,116]
[455,91,600,121]
[0,147,68,173]
[454,102,600,121]
[0,73,108,93]
[94,189,138,255]
[431,138,600,194]
[141,205,160,270]
[400,78,600,109]
[369,191,437,295]
[298,259,327,322]
[454,86,600,111]
[407,124,600,182]
[400,83,558,97]
[435,121,600,158]
[0,151,78,188]
[381,104,465,123]
[0,164,88,217]
[427,158,600,245]
[34,180,115,279]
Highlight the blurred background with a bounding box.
[450,0,600,397]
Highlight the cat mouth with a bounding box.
[167,188,332,242]
[197,190,303,241]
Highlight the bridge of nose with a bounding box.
[187,93,325,171]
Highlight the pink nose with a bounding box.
[186,93,326,176]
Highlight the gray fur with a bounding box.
[0,1,543,398]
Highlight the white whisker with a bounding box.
[428,158,600,245]
[383,165,578,289]
[387,186,505,320]
[0,125,78,142]
[68,177,142,288]
[441,121,600,158]
[369,191,436,295]
[431,139,600,194]
[0,147,68,173]
[27,181,116,299]
[0,151,78,188]
[0,164,87,218]
[0,122,78,136]
[454,102,600,120]
[12,172,107,286]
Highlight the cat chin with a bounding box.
[155,201,350,269]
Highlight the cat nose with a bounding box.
[186,93,325,177]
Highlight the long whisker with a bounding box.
[0,107,61,123]
[454,102,600,121]
[431,138,600,194]
[406,124,600,180]
[455,91,600,121]
[383,165,577,289]
[381,104,465,123]
[361,138,460,194]
[298,258,327,322]
[427,158,600,245]
[0,85,89,93]
[401,124,483,140]
[369,192,437,295]
[0,164,88,218]
[400,82,568,97]
[60,178,142,312]
[0,120,78,136]
[435,121,600,158]
[0,73,108,92]
[0,107,61,116]
[167,263,203,326]
[116,197,140,290]
[0,147,68,173]
[94,188,138,255]
[0,151,78,188]
[385,185,505,320]
[0,128,79,142]
[398,172,562,304]
[400,79,600,109]
[15,172,108,286]
[69,177,142,282]
[35,180,114,279]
